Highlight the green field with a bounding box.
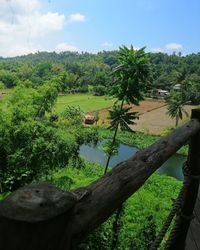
[55,94,115,113]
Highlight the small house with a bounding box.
[157,89,169,97]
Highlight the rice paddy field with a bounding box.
[55,94,115,113]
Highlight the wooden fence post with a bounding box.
[0,182,77,250]
[166,109,200,249]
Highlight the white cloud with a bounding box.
[0,0,65,57]
[55,43,79,52]
[16,12,65,37]
[165,43,183,50]
[67,13,86,24]
[0,0,40,16]
[101,42,113,47]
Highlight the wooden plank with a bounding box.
[194,211,200,225]
[185,226,198,250]
[186,188,200,249]
[188,218,200,249]
[194,202,200,224]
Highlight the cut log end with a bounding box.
[0,182,77,223]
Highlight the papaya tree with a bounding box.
[103,45,152,249]
[104,45,152,173]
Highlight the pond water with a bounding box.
[80,141,186,181]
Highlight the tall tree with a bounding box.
[104,45,152,173]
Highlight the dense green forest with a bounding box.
[0,50,200,103]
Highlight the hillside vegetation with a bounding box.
[0,51,200,103]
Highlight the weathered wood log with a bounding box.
[0,182,77,250]
[0,115,200,250]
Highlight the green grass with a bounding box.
[44,159,104,191]
[98,126,159,149]
[98,126,188,156]
[55,94,115,113]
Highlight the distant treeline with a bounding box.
[0,50,200,96]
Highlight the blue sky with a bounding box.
[0,0,199,56]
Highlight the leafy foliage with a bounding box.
[109,105,138,132]
[104,45,152,171]
[101,140,119,157]
[94,111,100,124]
[0,84,98,192]
[165,67,192,127]
[93,85,107,96]
[98,126,188,156]
[166,91,189,126]
[61,105,84,125]
[134,215,156,249]
[110,46,152,105]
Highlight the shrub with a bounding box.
[93,85,107,96]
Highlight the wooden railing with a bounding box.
[0,109,200,250]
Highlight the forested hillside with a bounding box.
[0,51,200,101]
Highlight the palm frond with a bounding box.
[108,105,138,132]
